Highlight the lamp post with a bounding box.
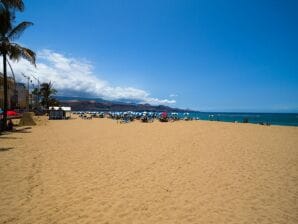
[30,74,40,108]
[21,73,30,112]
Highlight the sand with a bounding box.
[0,116,297,224]
[18,112,36,126]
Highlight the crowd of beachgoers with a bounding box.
[72,111,278,126]
[73,111,199,123]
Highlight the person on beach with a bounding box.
[7,119,13,131]
[0,110,3,132]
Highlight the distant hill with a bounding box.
[57,96,195,112]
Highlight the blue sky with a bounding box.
[10,0,298,112]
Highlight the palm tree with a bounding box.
[40,82,59,109]
[31,87,40,108]
[0,2,35,130]
[0,0,24,12]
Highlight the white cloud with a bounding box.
[169,94,178,98]
[1,49,176,105]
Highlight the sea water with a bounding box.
[185,112,298,127]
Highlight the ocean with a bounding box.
[184,112,298,127]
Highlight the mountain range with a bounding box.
[57,96,194,112]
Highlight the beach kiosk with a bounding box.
[49,106,71,120]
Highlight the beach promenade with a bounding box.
[0,117,297,224]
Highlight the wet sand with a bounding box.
[0,117,297,223]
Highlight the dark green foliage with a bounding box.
[40,82,60,109]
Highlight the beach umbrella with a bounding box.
[7,110,17,116]
[161,112,168,118]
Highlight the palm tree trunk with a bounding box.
[2,52,8,131]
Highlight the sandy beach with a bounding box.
[0,117,297,224]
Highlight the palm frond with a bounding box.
[6,42,21,59]
[0,39,10,56]
[8,21,33,40]
[21,47,36,65]
[0,7,12,37]
[0,0,24,11]
[7,43,36,66]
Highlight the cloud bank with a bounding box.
[2,49,175,105]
